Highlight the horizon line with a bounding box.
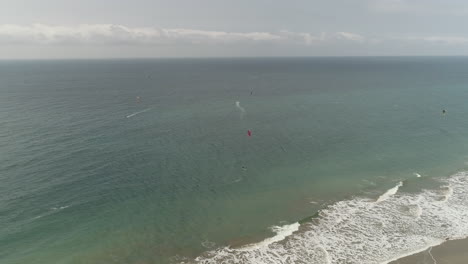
[2,55,468,61]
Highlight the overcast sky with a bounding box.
[2,0,468,59]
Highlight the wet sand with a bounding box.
[391,238,468,264]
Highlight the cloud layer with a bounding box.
[0,24,366,46]
[2,23,468,59]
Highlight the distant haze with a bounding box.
[2,0,468,59]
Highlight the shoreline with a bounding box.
[390,238,468,264]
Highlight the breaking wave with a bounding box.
[376,181,403,203]
[240,223,300,251]
[186,172,468,264]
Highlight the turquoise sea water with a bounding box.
[2,57,468,264]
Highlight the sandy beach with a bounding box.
[391,238,468,264]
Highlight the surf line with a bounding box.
[126,108,151,118]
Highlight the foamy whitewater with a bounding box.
[187,172,468,264]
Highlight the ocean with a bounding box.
[2,57,468,264]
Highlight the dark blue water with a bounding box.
[2,57,468,264]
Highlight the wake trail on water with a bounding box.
[235,101,246,120]
[187,172,468,264]
[126,108,151,118]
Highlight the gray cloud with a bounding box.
[0,24,366,46]
[3,1,468,58]
[3,22,468,59]
[5,24,468,47]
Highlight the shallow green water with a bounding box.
[2,57,468,264]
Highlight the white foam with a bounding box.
[428,247,437,264]
[439,186,453,202]
[191,172,468,264]
[239,223,300,251]
[376,181,403,202]
[414,173,422,178]
[126,108,151,118]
